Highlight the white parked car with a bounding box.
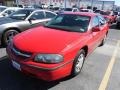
[80,9,93,13]
[0,7,21,17]
[64,8,79,12]
[0,6,7,12]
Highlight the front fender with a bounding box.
[0,24,20,46]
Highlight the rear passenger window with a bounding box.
[45,12,56,18]
[30,11,45,20]
[98,15,106,26]
[92,16,99,27]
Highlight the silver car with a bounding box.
[0,8,57,46]
[0,7,21,17]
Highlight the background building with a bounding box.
[0,0,15,6]
[0,0,115,10]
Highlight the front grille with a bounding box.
[11,45,32,59]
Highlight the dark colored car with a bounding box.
[7,12,109,81]
[116,13,120,28]
[100,10,115,24]
[0,8,57,46]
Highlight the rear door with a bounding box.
[28,11,56,27]
[28,11,46,27]
[91,16,101,47]
[45,11,56,19]
[97,15,108,42]
[44,11,57,23]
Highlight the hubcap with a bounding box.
[75,53,84,73]
[6,31,18,44]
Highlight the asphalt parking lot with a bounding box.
[0,24,120,90]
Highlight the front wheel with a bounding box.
[116,22,120,28]
[71,49,85,76]
[2,30,19,46]
[99,34,107,47]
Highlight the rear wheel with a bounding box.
[71,49,85,76]
[99,34,107,47]
[2,30,19,46]
[116,22,120,28]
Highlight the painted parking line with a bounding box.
[98,40,120,90]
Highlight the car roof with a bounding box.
[63,12,97,17]
[34,9,55,12]
[6,7,21,9]
[17,8,35,11]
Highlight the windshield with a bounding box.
[45,14,90,32]
[0,7,6,12]
[9,9,33,20]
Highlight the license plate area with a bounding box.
[12,60,21,71]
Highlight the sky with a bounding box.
[115,0,120,6]
[99,0,120,6]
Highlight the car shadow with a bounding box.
[0,56,72,90]
[110,24,120,30]
[0,46,4,48]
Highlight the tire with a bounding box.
[116,22,120,28]
[71,49,85,76]
[99,34,107,47]
[2,30,19,46]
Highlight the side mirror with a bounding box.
[92,27,100,32]
[28,17,36,24]
[28,17,36,23]
[28,18,32,24]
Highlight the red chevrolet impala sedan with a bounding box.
[7,12,109,81]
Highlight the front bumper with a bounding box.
[7,46,74,81]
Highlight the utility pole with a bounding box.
[77,0,82,8]
[112,1,115,11]
[15,0,19,6]
[102,1,105,10]
[91,0,94,9]
[49,0,52,6]
[77,0,80,8]
[29,0,31,5]
[64,0,67,8]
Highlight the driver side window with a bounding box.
[98,15,106,26]
[92,16,99,28]
[30,11,45,20]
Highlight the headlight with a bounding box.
[34,54,63,63]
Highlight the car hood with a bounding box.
[0,17,19,25]
[13,26,85,53]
